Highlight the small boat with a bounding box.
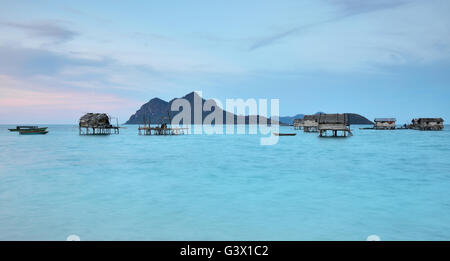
[274,132,296,136]
[19,129,48,135]
[8,126,47,132]
[9,126,37,131]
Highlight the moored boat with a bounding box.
[18,129,48,135]
[9,126,48,132]
[9,126,39,132]
[274,132,296,136]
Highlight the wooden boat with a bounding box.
[273,132,296,136]
[11,126,49,135]
[19,129,48,135]
[9,126,48,132]
[9,126,39,132]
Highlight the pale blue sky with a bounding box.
[0,0,449,123]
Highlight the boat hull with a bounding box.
[9,127,47,131]
[19,131,48,135]
[273,133,296,136]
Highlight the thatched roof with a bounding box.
[303,115,319,121]
[318,113,348,125]
[79,113,111,128]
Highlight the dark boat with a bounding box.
[8,126,47,132]
[9,126,37,131]
[19,129,48,135]
[274,133,296,136]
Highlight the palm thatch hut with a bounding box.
[79,113,119,135]
[410,118,444,130]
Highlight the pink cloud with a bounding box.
[0,74,139,124]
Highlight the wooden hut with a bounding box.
[79,113,120,135]
[318,113,352,137]
[374,118,396,130]
[293,118,304,130]
[303,115,319,132]
[410,118,444,130]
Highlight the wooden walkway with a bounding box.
[138,126,189,135]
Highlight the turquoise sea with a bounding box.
[0,124,449,241]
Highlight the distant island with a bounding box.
[279,113,373,125]
[126,91,373,125]
[278,114,305,125]
[126,92,279,125]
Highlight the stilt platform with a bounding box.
[138,126,189,135]
[319,127,352,137]
[79,126,120,135]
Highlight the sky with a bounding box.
[0,0,449,124]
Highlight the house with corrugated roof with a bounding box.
[374,118,396,130]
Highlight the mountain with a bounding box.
[277,113,373,125]
[346,113,374,125]
[127,93,373,125]
[125,92,278,125]
[278,114,305,125]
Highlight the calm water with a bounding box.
[0,124,449,241]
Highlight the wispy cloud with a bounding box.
[0,45,110,77]
[328,0,411,15]
[249,17,339,51]
[248,0,412,51]
[61,6,112,24]
[0,43,206,102]
[0,21,78,43]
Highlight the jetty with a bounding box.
[138,123,188,135]
[318,113,352,137]
[137,110,188,136]
[79,113,120,135]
